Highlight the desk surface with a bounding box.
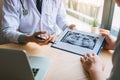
[0,43,113,80]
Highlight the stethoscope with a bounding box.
[20,0,28,15]
[20,0,57,16]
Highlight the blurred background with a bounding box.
[63,0,120,37]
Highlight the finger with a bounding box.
[86,54,91,57]
[84,54,89,60]
[44,35,51,43]
[100,32,111,43]
[43,35,53,44]
[44,34,51,39]
[87,53,95,58]
[80,57,85,63]
[103,35,111,43]
[34,36,48,43]
[92,53,95,56]
[48,36,54,43]
[37,39,50,45]
[34,31,46,36]
[87,57,93,63]
[51,36,54,42]
[100,32,109,38]
[35,39,46,43]
[84,59,91,65]
[69,24,76,30]
[99,29,109,34]
[72,26,76,30]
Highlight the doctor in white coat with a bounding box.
[0,0,75,45]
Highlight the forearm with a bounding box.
[89,70,107,80]
[18,34,35,44]
[2,29,23,43]
[56,0,69,31]
[56,18,69,30]
[18,35,33,44]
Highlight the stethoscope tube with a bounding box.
[20,0,57,15]
[20,0,28,15]
[20,0,25,10]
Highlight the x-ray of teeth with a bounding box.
[61,31,99,50]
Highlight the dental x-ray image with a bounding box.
[52,28,105,55]
[61,31,99,50]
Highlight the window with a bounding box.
[64,0,104,26]
[64,0,119,37]
[111,4,120,37]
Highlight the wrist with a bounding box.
[18,35,27,44]
[89,70,106,80]
[25,35,31,43]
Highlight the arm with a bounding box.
[2,0,23,43]
[56,0,68,30]
[1,0,53,45]
[56,0,76,30]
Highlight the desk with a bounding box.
[0,42,113,80]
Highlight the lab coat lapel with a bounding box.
[30,0,42,16]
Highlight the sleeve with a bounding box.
[1,0,25,43]
[56,0,69,31]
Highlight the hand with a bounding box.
[99,29,115,50]
[68,24,76,30]
[26,31,54,45]
[81,53,106,80]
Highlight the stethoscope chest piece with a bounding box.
[20,0,28,15]
[23,9,28,15]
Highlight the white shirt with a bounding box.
[0,0,68,43]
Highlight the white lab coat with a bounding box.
[0,0,68,43]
